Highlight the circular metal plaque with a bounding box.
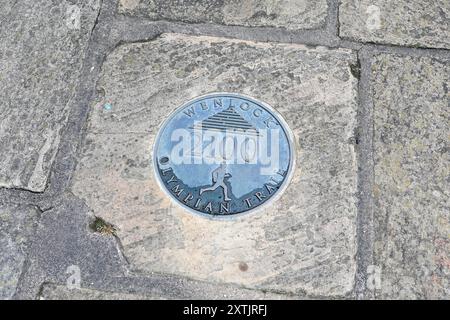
[153,93,295,217]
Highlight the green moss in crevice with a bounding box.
[90,217,116,236]
[350,61,361,79]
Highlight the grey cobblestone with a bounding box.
[372,53,449,299]
[118,0,328,31]
[0,0,101,192]
[339,0,450,49]
[0,204,39,299]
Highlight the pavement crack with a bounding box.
[90,0,103,37]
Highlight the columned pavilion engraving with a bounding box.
[191,106,260,137]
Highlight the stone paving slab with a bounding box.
[339,0,450,49]
[13,197,126,300]
[72,34,359,297]
[0,204,39,299]
[118,0,328,31]
[40,284,162,300]
[0,0,100,192]
[372,53,450,299]
[39,281,293,300]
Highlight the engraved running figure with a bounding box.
[199,162,232,201]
